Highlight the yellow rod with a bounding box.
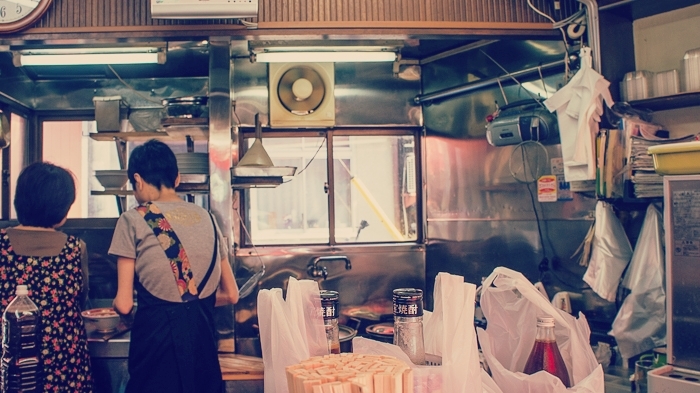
[350,176,405,241]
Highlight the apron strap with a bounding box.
[196,213,218,295]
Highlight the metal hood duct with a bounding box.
[231,114,296,188]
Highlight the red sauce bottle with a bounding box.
[523,316,571,388]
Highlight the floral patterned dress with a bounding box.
[0,229,93,393]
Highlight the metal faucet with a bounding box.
[307,256,352,280]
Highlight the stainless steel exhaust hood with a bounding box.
[231,114,297,188]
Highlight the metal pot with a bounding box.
[365,322,394,344]
[339,318,361,353]
[162,96,209,119]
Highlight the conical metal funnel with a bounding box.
[232,113,296,188]
[238,114,274,167]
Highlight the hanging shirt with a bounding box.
[544,48,614,182]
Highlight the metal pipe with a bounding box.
[208,36,235,351]
[414,59,565,105]
[578,0,601,73]
[599,0,635,11]
[420,39,499,65]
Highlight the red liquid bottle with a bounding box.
[523,316,571,388]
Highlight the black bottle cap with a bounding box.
[320,290,339,320]
[392,288,423,317]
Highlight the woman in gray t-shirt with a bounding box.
[109,140,238,393]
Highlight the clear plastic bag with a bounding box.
[610,204,666,360]
[478,267,605,393]
[583,201,633,302]
[257,277,328,393]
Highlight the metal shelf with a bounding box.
[629,91,700,112]
[91,183,210,196]
[89,129,209,142]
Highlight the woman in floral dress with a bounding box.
[0,162,93,393]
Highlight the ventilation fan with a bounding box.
[269,62,335,128]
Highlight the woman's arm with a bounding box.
[79,240,89,308]
[215,257,239,307]
[113,256,135,315]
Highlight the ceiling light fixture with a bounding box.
[13,46,166,67]
[248,41,403,64]
[253,51,397,63]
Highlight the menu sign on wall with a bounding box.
[672,189,700,257]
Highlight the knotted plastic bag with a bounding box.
[478,267,604,393]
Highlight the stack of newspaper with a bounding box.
[628,134,696,198]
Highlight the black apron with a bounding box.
[125,283,224,393]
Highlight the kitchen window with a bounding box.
[243,130,419,246]
[41,120,208,218]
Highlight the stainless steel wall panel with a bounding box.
[231,57,269,127]
[334,63,422,127]
[424,136,594,221]
[233,244,425,339]
[232,60,422,127]
[420,38,602,331]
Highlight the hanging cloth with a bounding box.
[136,202,217,301]
[544,47,614,182]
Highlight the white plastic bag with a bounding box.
[610,204,666,360]
[353,272,502,393]
[257,277,328,393]
[478,267,604,393]
[583,201,633,302]
[423,272,485,393]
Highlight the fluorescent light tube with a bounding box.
[20,52,161,66]
[16,47,165,66]
[255,51,397,63]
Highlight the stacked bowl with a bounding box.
[175,152,208,173]
[175,153,208,183]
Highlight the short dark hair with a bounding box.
[128,139,178,189]
[14,162,76,228]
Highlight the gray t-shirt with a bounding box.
[108,201,227,303]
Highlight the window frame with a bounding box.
[238,127,424,248]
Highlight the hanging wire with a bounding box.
[496,78,509,105]
[538,65,548,96]
[479,50,547,108]
[294,138,326,176]
[524,0,576,81]
[107,65,163,105]
[232,194,266,298]
[282,137,326,183]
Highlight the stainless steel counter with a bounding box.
[87,329,130,393]
[88,330,130,359]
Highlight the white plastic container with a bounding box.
[649,365,700,393]
[653,69,680,97]
[681,47,700,92]
[620,70,654,101]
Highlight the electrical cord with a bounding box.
[282,137,326,183]
[510,140,588,290]
[232,193,266,298]
[525,0,581,80]
[107,65,164,105]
